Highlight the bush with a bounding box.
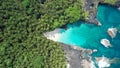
[104,0,116,5]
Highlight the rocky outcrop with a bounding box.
[95,56,120,68]
[107,27,117,38]
[100,38,112,48]
[95,56,110,68]
[62,44,95,68]
[81,59,95,68]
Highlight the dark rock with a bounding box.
[61,44,92,68]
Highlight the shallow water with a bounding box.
[58,4,120,68]
[45,4,120,68]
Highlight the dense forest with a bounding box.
[0,0,89,68]
[0,0,118,68]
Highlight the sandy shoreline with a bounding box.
[43,28,62,41]
[44,28,96,68]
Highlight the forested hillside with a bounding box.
[0,0,87,68]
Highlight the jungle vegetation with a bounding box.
[103,0,116,5]
[0,0,88,68]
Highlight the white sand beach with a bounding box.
[43,28,62,41]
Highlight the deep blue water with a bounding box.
[55,4,120,68]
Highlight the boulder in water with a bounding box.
[93,49,97,52]
[107,27,117,38]
[100,38,112,48]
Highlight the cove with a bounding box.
[44,4,120,68]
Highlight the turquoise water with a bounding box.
[57,4,120,68]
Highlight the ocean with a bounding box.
[45,4,120,68]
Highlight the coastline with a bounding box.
[61,44,94,68]
[60,1,120,68]
[44,0,120,68]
